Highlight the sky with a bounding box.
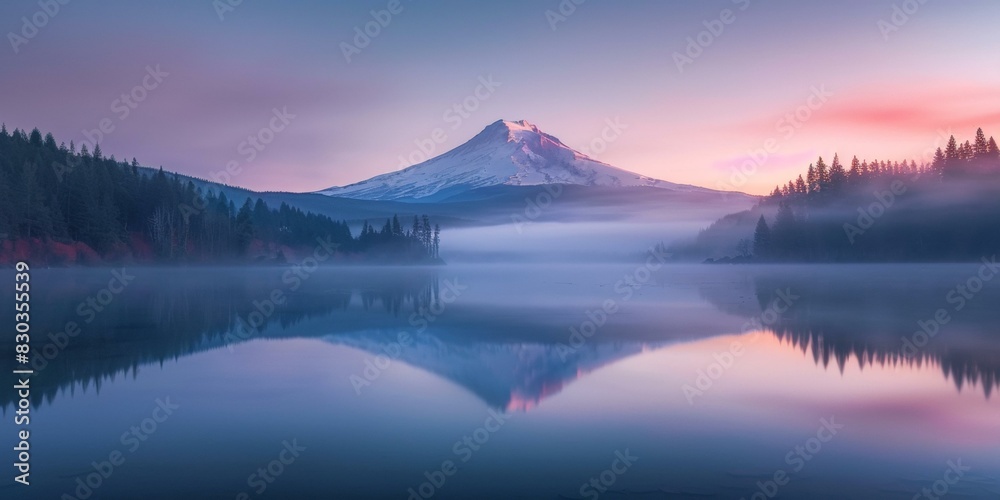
[2,0,1000,195]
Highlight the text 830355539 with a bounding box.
[13,261,32,486]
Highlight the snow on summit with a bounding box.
[318,119,698,201]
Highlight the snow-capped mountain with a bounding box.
[319,119,704,201]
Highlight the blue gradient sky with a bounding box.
[2,0,999,194]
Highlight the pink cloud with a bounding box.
[808,83,1000,136]
[728,82,1000,139]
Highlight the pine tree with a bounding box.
[433,224,440,258]
[806,164,816,194]
[961,140,973,161]
[945,135,958,164]
[848,156,861,182]
[828,154,846,190]
[815,156,829,190]
[771,202,798,260]
[235,198,255,253]
[931,148,945,175]
[391,214,401,236]
[753,215,771,260]
[974,128,989,158]
[421,214,431,250]
[794,175,807,194]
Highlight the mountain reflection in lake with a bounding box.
[1,264,998,499]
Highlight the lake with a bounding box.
[2,262,999,499]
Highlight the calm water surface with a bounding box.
[1,263,999,499]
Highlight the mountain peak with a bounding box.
[498,119,539,131]
[318,119,700,201]
[476,119,548,144]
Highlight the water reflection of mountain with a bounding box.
[701,265,1000,398]
[328,331,651,410]
[11,264,988,413]
[0,267,657,412]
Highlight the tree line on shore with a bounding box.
[0,124,441,264]
[748,127,1000,262]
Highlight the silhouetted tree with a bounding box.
[829,154,846,191]
[753,215,771,260]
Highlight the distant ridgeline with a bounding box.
[689,128,1000,262]
[0,125,442,265]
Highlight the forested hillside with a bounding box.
[683,128,1000,263]
[0,125,441,265]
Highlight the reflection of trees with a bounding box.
[769,327,999,398]
[749,268,1000,398]
[0,267,440,411]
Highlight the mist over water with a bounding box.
[443,221,684,263]
[2,262,999,498]
[441,197,737,263]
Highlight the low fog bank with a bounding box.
[674,175,1000,262]
[433,186,755,263]
[441,219,711,263]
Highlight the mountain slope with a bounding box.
[319,119,711,201]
